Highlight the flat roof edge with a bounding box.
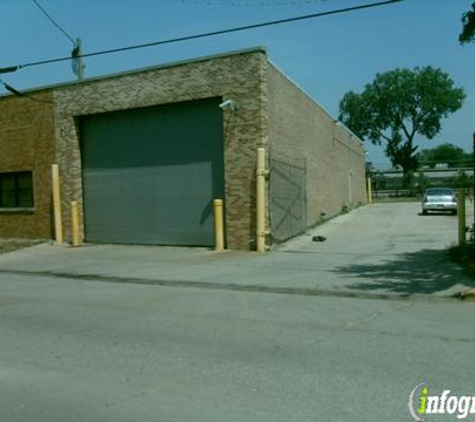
[267,59,364,147]
[0,46,267,98]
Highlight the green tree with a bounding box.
[339,67,465,176]
[452,170,473,190]
[415,172,430,195]
[460,2,475,44]
[417,143,472,168]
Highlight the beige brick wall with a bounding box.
[0,92,55,239]
[266,63,367,235]
[54,49,268,250]
[0,49,367,250]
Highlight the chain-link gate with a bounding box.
[269,155,307,244]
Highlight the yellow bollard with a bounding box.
[367,177,373,204]
[213,199,224,252]
[256,148,269,252]
[51,164,63,244]
[71,201,80,246]
[458,188,466,246]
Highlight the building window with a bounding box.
[0,171,34,209]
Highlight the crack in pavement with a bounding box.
[309,301,415,346]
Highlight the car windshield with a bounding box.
[425,188,453,196]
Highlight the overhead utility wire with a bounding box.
[31,0,85,79]
[31,0,75,44]
[0,78,24,97]
[0,0,402,74]
[0,78,53,103]
[175,0,331,6]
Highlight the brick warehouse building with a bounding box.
[0,47,366,250]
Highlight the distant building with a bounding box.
[372,168,473,192]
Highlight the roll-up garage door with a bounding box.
[79,98,224,246]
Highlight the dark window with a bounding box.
[0,172,34,208]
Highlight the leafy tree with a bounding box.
[452,170,473,190]
[403,170,415,195]
[460,2,475,44]
[415,172,430,195]
[417,143,472,168]
[339,67,465,177]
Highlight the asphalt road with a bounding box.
[1,201,474,421]
[0,272,474,422]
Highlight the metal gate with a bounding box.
[269,155,307,243]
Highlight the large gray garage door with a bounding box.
[79,98,224,246]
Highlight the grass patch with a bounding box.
[448,243,475,279]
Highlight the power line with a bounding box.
[0,78,53,103]
[0,78,24,97]
[1,0,403,74]
[174,0,331,6]
[31,0,75,45]
[31,0,85,79]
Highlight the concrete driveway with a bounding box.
[0,202,473,298]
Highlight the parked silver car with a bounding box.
[421,188,457,215]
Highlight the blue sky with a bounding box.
[0,0,474,168]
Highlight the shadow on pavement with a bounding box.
[333,248,474,296]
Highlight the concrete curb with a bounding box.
[0,268,465,302]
